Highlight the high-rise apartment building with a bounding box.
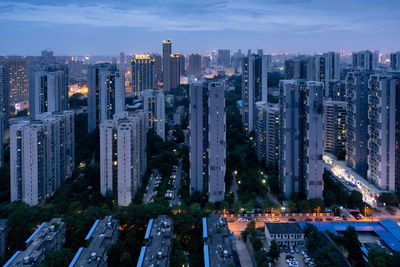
[189,81,226,202]
[131,54,155,95]
[278,80,324,199]
[367,74,399,191]
[0,65,9,130]
[100,112,146,206]
[345,71,370,177]
[217,49,231,68]
[188,54,202,78]
[1,57,29,104]
[170,54,182,92]
[324,52,340,82]
[162,40,172,91]
[87,63,124,132]
[390,52,400,71]
[152,54,163,84]
[303,81,324,199]
[352,50,378,71]
[142,89,165,140]
[323,100,346,157]
[10,111,75,205]
[242,54,269,133]
[255,101,279,167]
[0,112,3,168]
[30,65,68,119]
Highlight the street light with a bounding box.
[234,170,238,175]
[262,179,266,184]
[238,180,241,184]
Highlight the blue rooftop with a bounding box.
[202,217,208,239]
[25,222,46,243]
[85,219,100,240]
[236,100,242,107]
[204,244,210,267]
[3,251,21,267]
[68,247,84,267]
[144,219,153,240]
[298,220,400,252]
[136,246,147,267]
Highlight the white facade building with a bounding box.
[100,112,146,206]
[10,111,74,205]
[142,89,165,140]
[189,81,226,202]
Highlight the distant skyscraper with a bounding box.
[119,52,125,64]
[87,63,122,132]
[217,49,231,68]
[257,49,264,56]
[142,89,165,140]
[352,50,378,71]
[189,54,202,78]
[10,111,75,205]
[0,112,3,168]
[162,40,172,91]
[202,55,211,69]
[100,112,146,206]
[30,65,69,119]
[242,54,269,133]
[345,71,370,177]
[170,54,182,92]
[390,52,400,71]
[189,81,226,202]
[255,101,279,167]
[41,49,55,65]
[152,54,163,84]
[232,50,243,73]
[278,80,324,199]
[131,54,155,95]
[284,56,314,80]
[324,52,340,83]
[367,74,399,191]
[99,70,125,124]
[303,81,324,199]
[1,57,29,104]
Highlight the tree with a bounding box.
[40,248,75,267]
[120,251,134,267]
[367,249,391,267]
[343,226,363,266]
[107,243,125,266]
[268,240,280,263]
[349,190,363,208]
[313,246,341,267]
[378,193,399,206]
[297,200,311,213]
[286,200,297,213]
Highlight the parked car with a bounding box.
[305,217,312,221]
[288,218,297,221]
[325,217,333,221]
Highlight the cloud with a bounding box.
[0,0,398,35]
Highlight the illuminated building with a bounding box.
[352,50,378,71]
[0,57,29,105]
[30,65,68,119]
[162,40,172,91]
[170,53,182,92]
[10,111,75,206]
[324,52,340,83]
[142,89,165,140]
[242,54,269,134]
[131,54,155,95]
[345,71,370,177]
[367,74,400,191]
[190,81,226,202]
[255,101,279,167]
[100,112,146,206]
[87,63,124,132]
[323,100,346,157]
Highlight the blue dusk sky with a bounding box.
[0,0,399,55]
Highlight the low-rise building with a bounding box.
[264,223,305,246]
[203,214,236,267]
[69,216,119,267]
[4,218,66,267]
[137,215,173,267]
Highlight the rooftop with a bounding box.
[203,214,235,267]
[137,215,173,267]
[69,216,119,267]
[265,222,304,235]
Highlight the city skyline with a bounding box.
[1,0,400,55]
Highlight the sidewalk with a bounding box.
[235,237,254,267]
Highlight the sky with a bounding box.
[0,0,399,55]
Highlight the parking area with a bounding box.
[143,170,162,204]
[273,247,315,267]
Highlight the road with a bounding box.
[171,160,182,206]
[143,171,160,204]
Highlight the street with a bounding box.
[170,160,182,206]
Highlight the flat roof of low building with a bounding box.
[137,215,173,267]
[265,223,304,235]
